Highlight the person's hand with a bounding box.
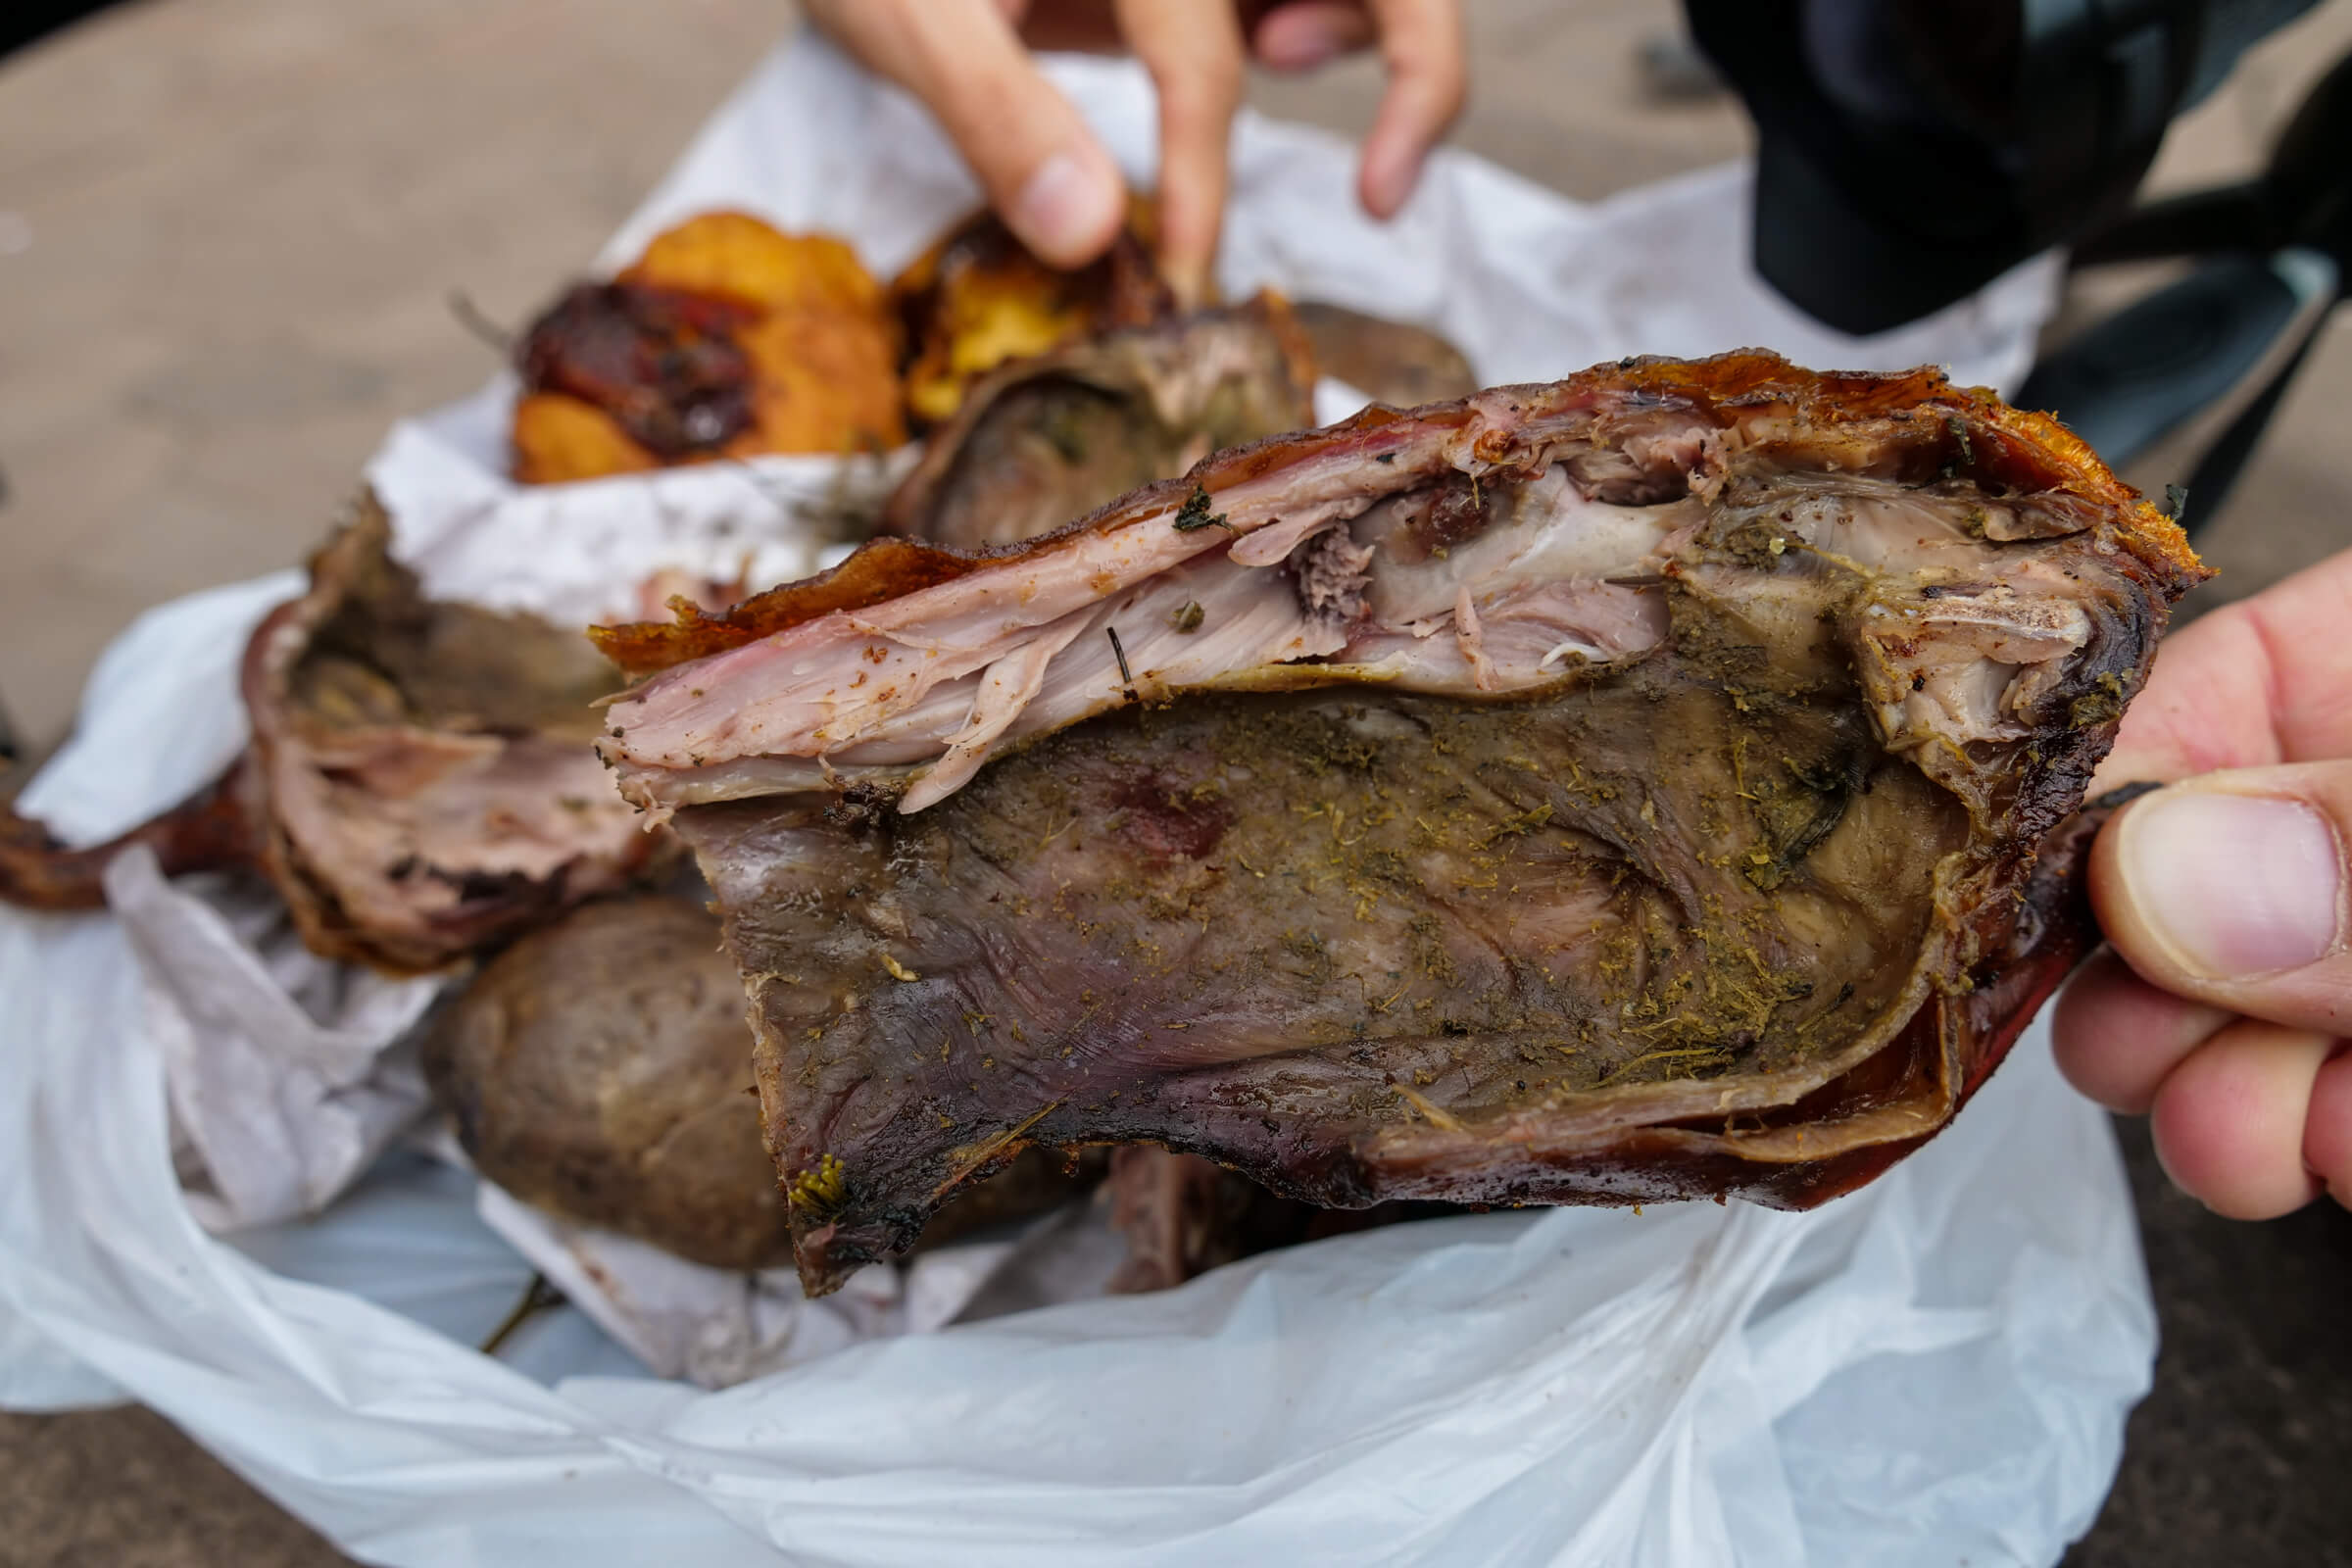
[802,0,1466,304]
[2053,546,2352,1217]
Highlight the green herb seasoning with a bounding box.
[1171,485,1232,533]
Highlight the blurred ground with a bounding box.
[2,1,2350,1563]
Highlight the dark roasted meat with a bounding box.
[590,352,2205,1293]
[879,294,1317,551]
[1101,1146,1451,1294]
[517,282,760,460]
[2,498,656,973]
[2,763,255,909]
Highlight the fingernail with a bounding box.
[1011,151,1120,264]
[1254,5,1372,70]
[1263,18,1345,69]
[2122,791,2343,978]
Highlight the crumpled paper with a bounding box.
[1,26,2144,1564]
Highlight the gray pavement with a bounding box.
[3,1,2350,1562]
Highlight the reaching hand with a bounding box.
[2054,547,2352,1217]
[803,0,1467,304]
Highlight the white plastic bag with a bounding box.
[0,28,2149,1566]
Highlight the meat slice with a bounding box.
[244,500,657,971]
[878,294,1317,551]
[3,497,656,973]
[593,352,2205,1294]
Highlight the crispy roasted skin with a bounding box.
[517,282,760,461]
[593,353,2201,678]
[878,292,1318,550]
[593,352,2204,1294]
[0,763,256,910]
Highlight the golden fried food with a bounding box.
[511,212,903,483]
[617,210,885,319]
[729,306,906,457]
[894,199,1173,425]
[511,391,658,486]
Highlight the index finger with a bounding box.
[1358,0,1467,218]
[1115,0,1246,306]
[2095,546,2352,791]
[812,0,1129,269]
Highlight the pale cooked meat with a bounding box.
[1,497,657,973]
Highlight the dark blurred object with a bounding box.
[1291,301,1479,409]
[1688,0,2347,536]
[882,294,1317,550]
[1635,30,1731,102]
[2063,1116,2352,1565]
[1688,0,2325,335]
[2,0,130,58]
[2021,52,2348,535]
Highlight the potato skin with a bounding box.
[423,895,796,1271]
[423,894,1097,1269]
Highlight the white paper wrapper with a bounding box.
[0,26,2143,1566]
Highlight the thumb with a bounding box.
[816,0,1128,268]
[2091,763,2352,1037]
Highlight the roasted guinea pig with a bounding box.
[423,893,1098,1272]
[891,204,1172,427]
[512,211,905,484]
[1,499,654,972]
[590,351,2205,1294]
[879,293,1318,551]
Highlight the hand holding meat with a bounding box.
[802,0,1467,303]
[2054,547,2352,1218]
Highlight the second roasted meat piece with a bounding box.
[878,294,1318,551]
[592,352,2204,1294]
[2,498,654,973]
